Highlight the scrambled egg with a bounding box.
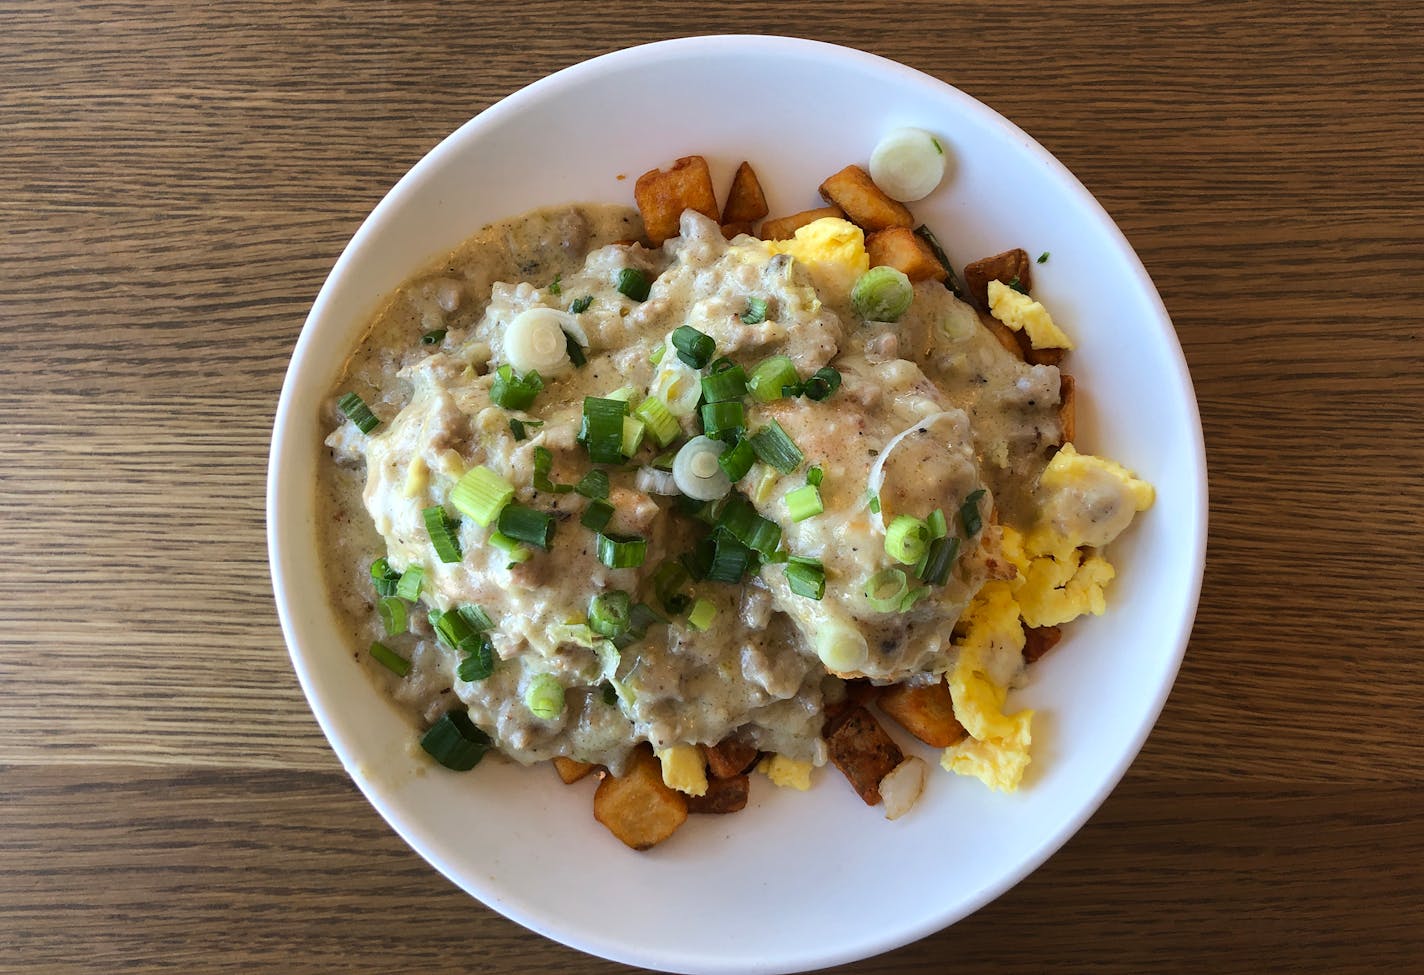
[987,278,1074,350]
[757,753,814,791]
[1029,443,1155,561]
[765,218,869,297]
[1018,549,1116,628]
[656,744,708,797]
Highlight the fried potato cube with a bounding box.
[1025,343,1065,367]
[1023,625,1064,663]
[703,738,759,779]
[865,227,948,283]
[720,161,770,225]
[634,155,720,246]
[593,744,689,850]
[721,221,753,240]
[759,205,845,241]
[552,756,596,784]
[686,773,750,815]
[818,165,914,232]
[963,248,1033,311]
[878,680,967,748]
[826,706,904,806]
[1057,374,1076,445]
[976,309,1026,360]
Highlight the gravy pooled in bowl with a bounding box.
[319,172,1152,845]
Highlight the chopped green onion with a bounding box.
[580,396,630,464]
[617,267,651,302]
[508,417,529,440]
[959,489,986,537]
[701,365,748,404]
[524,674,566,719]
[802,367,841,401]
[490,364,544,410]
[420,328,447,346]
[368,640,411,677]
[1008,276,1029,295]
[926,508,948,540]
[575,469,610,500]
[687,598,717,631]
[864,568,909,613]
[912,224,967,300]
[785,557,826,600]
[718,497,782,556]
[489,531,531,566]
[717,437,756,481]
[747,356,799,402]
[709,356,738,374]
[648,343,666,366]
[625,602,666,641]
[337,392,380,433]
[422,505,463,562]
[885,515,930,564]
[868,494,882,515]
[918,535,960,586]
[653,561,691,615]
[370,557,400,596]
[596,533,647,569]
[700,400,745,440]
[395,565,424,601]
[1037,251,1050,264]
[740,297,768,325]
[569,295,593,314]
[497,503,555,550]
[634,395,681,448]
[704,531,752,582]
[602,681,619,706]
[605,385,638,403]
[565,331,587,368]
[851,266,914,322]
[749,420,803,474]
[458,604,494,632]
[377,596,408,635]
[581,498,614,532]
[450,466,515,527]
[456,633,495,681]
[806,466,824,487]
[901,586,930,611]
[589,590,632,639]
[549,273,562,295]
[621,416,646,457]
[785,484,823,522]
[420,711,492,771]
[651,449,677,471]
[533,446,573,494]
[671,325,715,369]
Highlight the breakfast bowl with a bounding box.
[267,35,1206,975]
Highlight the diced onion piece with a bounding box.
[673,436,732,501]
[869,127,947,202]
[852,266,914,323]
[504,308,578,375]
[814,622,869,673]
[880,756,928,820]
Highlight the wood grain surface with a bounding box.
[2,1,1421,973]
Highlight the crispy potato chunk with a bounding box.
[686,774,750,815]
[1023,625,1064,663]
[976,309,1025,360]
[1058,374,1076,445]
[634,155,719,246]
[721,221,753,240]
[759,205,845,241]
[826,706,904,806]
[964,248,1032,311]
[552,756,596,784]
[703,739,759,779]
[1025,343,1065,367]
[593,744,688,850]
[720,161,769,225]
[866,227,948,283]
[818,165,914,232]
[878,680,967,748]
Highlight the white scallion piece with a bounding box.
[880,756,928,820]
[672,436,731,501]
[504,307,578,375]
[869,127,947,202]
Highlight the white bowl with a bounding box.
[268,35,1206,975]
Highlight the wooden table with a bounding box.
[4,2,1420,972]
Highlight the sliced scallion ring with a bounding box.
[634,395,681,448]
[672,436,732,501]
[864,568,910,613]
[851,266,914,323]
[747,355,799,402]
[687,598,717,631]
[868,126,948,202]
[450,466,515,527]
[671,325,715,368]
[368,641,411,677]
[749,420,803,474]
[885,515,930,564]
[394,565,424,601]
[524,674,566,719]
[785,483,823,522]
[589,590,632,639]
[596,533,647,569]
[421,505,463,562]
[814,623,868,673]
[377,595,408,635]
[497,503,555,550]
[419,711,492,771]
[337,392,380,434]
[503,307,580,375]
